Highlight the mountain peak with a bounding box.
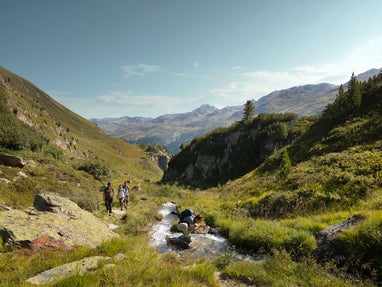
[355,68,382,82]
[192,104,219,114]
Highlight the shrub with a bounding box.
[28,167,47,177]
[75,159,113,181]
[42,144,66,161]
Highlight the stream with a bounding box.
[150,202,262,262]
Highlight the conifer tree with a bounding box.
[347,72,362,114]
[335,84,347,119]
[242,100,255,121]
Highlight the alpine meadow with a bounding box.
[1,64,382,287]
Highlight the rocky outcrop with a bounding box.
[157,154,170,171]
[0,153,26,168]
[0,192,119,249]
[148,153,170,171]
[163,113,299,187]
[145,144,171,171]
[25,256,112,285]
[314,214,365,262]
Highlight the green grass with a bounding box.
[216,218,316,257]
[221,251,375,287]
[332,210,382,282]
[0,235,218,287]
[1,68,382,286]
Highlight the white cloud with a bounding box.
[193,61,200,68]
[49,90,93,105]
[121,64,162,78]
[48,90,72,98]
[210,35,382,105]
[338,36,382,75]
[121,63,187,78]
[232,66,243,71]
[171,72,186,77]
[99,91,173,106]
[99,91,201,108]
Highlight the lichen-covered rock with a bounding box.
[25,256,111,285]
[29,235,69,250]
[0,192,119,249]
[33,192,65,212]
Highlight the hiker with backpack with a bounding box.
[176,209,204,243]
[103,181,115,215]
[117,184,126,211]
[122,180,130,209]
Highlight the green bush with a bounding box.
[28,167,47,177]
[42,144,66,161]
[75,159,113,181]
[0,89,48,151]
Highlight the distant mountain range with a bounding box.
[92,68,382,154]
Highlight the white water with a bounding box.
[150,202,261,262]
[150,202,180,253]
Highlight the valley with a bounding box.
[0,66,382,286]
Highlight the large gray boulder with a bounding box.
[25,256,112,285]
[0,192,119,249]
[0,153,26,168]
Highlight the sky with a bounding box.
[1,0,382,119]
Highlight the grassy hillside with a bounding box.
[0,66,162,210]
[159,71,382,285]
[1,68,382,286]
[163,112,316,187]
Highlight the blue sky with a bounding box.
[1,0,382,119]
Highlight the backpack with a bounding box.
[104,187,114,200]
[178,209,194,221]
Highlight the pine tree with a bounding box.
[242,100,255,121]
[347,72,362,115]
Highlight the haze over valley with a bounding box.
[92,68,381,154]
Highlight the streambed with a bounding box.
[150,202,261,262]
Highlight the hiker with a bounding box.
[122,181,130,209]
[103,181,115,215]
[176,209,204,243]
[117,184,125,211]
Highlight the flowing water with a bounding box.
[150,202,262,262]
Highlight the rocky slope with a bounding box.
[163,113,303,187]
[92,104,240,154]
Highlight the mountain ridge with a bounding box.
[0,65,163,185]
[2,66,382,286]
[93,68,381,154]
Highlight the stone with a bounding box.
[0,192,119,249]
[314,214,365,261]
[29,235,69,250]
[0,153,26,168]
[0,178,11,184]
[15,171,28,180]
[25,256,111,285]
